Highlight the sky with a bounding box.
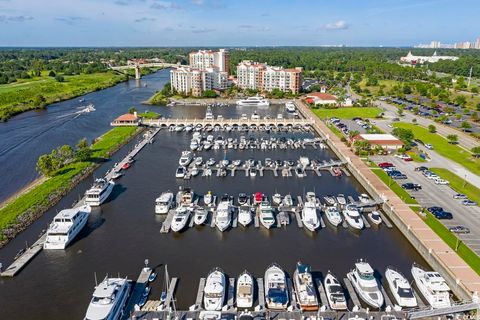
[0,0,479,47]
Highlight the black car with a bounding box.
[427,206,443,213]
[433,211,453,219]
[402,183,422,191]
[414,166,429,172]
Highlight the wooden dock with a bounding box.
[361,214,371,228]
[316,278,330,310]
[165,277,178,309]
[294,210,303,228]
[123,267,152,318]
[232,212,238,228]
[254,215,260,228]
[380,284,393,309]
[343,277,362,309]
[257,278,265,310]
[413,289,426,308]
[210,210,217,228]
[1,233,47,277]
[378,211,393,228]
[287,278,298,310]
[160,210,175,233]
[195,278,206,309]
[227,278,235,309]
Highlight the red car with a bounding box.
[403,157,413,162]
[378,162,394,168]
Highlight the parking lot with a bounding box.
[371,155,480,254]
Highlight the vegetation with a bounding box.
[429,168,480,205]
[392,127,414,149]
[138,111,161,119]
[311,107,383,119]
[148,82,172,105]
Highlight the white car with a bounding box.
[434,178,449,185]
[425,143,433,150]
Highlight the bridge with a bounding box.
[140,118,315,128]
[108,62,178,79]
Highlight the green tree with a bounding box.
[201,90,217,98]
[55,75,64,82]
[397,106,404,117]
[76,138,89,150]
[75,148,92,162]
[161,82,172,96]
[472,146,480,158]
[32,94,46,108]
[392,127,414,148]
[412,118,417,124]
[447,134,458,144]
[36,154,55,177]
[353,140,371,154]
[428,124,436,133]
[128,107,137,114]
[48,70,56,77]
[455,95,467,107]
[58,145,74,163]
[461,121,472,131]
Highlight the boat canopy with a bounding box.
[297,263,310,274]
[267,288,288,304]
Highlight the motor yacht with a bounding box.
[343,204,364,230]
[170,206,190,232]
[174,124,184,132]
[215,201,232,232]
[175,166,186,179]
[259,201,275,229]
[194,206,208,226]
[324,206,342,227]
[336,194,347,207]
[179,151,193,167]
[84,277,131,320]
[85,178,115,206]
[44,205,91,250]
[251,111,260,120]
[347,260,384,309]
[293,262,319,311]
[324,272,347,310]
[385,267,417,308]
[236,96,270,107]
[323,195,337,206]
[204,268,226,311]
[238,206,253,227]
[155,191,174,214]
[295,166,305,178]
[191,166,200,177]
[236,271,254,309]
[204,191,214,206]
[282,194,293,207]
[205,106,214,120]
[264,263,289,310]
[411,264,451,309]
[358,193,371,204]
[299,157,310,167]
[368,211,382,225]
[253,192,263,205]
[302,201,320,232]
[248,167,257,177]
[177,187,194,206]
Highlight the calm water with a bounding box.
[0,122,429,319]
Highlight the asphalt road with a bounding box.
[371,156,480,255]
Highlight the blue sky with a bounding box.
[0,0,478,47]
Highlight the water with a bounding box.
[0,123,429,319]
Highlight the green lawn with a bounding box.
[430,168,480,205]
[312,107,383,119]
[0,127,138,239]
[0,72,125,121]
[370,167,418,204]
[393,122,480,176]
[139,111,161,119]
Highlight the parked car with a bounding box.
[448,226,470,234]
[402,183,422,191]
[453,193,468,199]
[427,206,443,214]
[395,154,413,161]
[434,178,449,185]
[433,211,453,219]
[425,143,433,150]
[462,200,477,206]
[378,162,394,168]
[415,166,429,172]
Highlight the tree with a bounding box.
[75,148,92,162]
[76,138,89,150]
[412,118,417,124]
[32,94,46,108]
[55,75,64,82]
[397,106,404,117]
[353,140,371,154]
[348,130,360,139]
[58,145,74,163]
[455,95,467,107]
[461,121,472,131]
[392,127,414,149]
[36,154,55,177]
[128,107,137,114]
[201,90,217,98]
[472,146,480,158]
[48,70,56,77]
[447,134,458,144]
[428,124,436,133]
[160,82,172,96]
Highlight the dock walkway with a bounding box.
[195,278,206,309]
[123,267,152,318]
[1,233,46,277]
[164,277,178,309]
[343,277,362,310]
[257,278,265,310]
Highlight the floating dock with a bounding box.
[195,278,206,309]
[0,233,47,277]
[164,277,178,309]
[227,278,235,309]
[257,277,265,310]
[123,267,152,318]
[343,277,362,310]
[316,278,330,310]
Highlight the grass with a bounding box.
[147,91,168,105]
[0,127,138,238]
[358,79,400,96]
[312,107,383,119]
[0,71,125,121]
[406,150,426,163]
[393,122,480,176]
[139,111,161,119]
[370,166,418,204]
[430,168,480,205]
[326,122,345,140]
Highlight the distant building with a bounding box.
[111,112,140,126]
[305,92,352,106]
[400,51,458,65]
[189,49,229,73]
[236,60,303,94]
[354,134,403,151]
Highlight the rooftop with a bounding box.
[306,92,337,100]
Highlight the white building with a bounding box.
[305,92,353,107]
[400,51,458,64]
[189,49,229,73]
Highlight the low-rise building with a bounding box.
[111,112,140,126]
[305,92,352,106]
[354,134,404,151]
[400,51,458,65]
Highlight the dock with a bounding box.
[195,278,206,309]
[254,215,260,228]
[160,210,175,233]
[316,278,330,310]
[227,278,235,309]
[287,278,298,310]
[379,284,393,309]
[361,214,371,228]
[123,267,152,318]
[257,278,265,310]
[1,233,47,277]
[165,277,178,309]
[294,210,303,228]
[379,211,393,228]
[343,277,362,310]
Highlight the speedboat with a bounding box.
[251,111,260,120]
[204,268,226,311]
[368,211,382,225]
[194,206,208,226]
[155,191,174,214]
[44,205,91,250]
[385,267,417,308]
[253,192,263,205]
[174,124,184,132]
[282,194,293,207]
[285,101,296,112]
[343,204,364,230]
[170,206,190,232]
[205,106,214,120]
[238,193,248,206]
[302,201,320,232]
[204,191,213,206]
[305,192,318,206]
[336,194,347,207]
[358,193,371,204]
[248,167,257,177]
[238,206,253,227]
[194,156,203,166]
[84,276,131,320]
[293,262,319,311]
[191,166,200,177]
[215,201,232,232]
[347,260,384,309]
[175,166,186,179]
[295,166,305,178]
[324,271,347,310]
[272,193,282,206]
[299,156,310,167]
[264,263,289,310]
[179,151,193,167]
[206,158,216,166]
[85,178,115,206]
[259,201,275,229]
[278,211,290,226]
[323,195,337,206]
[324,206,342,227]
[237,96,270,107]
[236,270,254,309]
[411,264,451,309]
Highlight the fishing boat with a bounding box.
[170,206,190,232]
[347,260,384,309]
[343,204,364,230]
[236,271,254,309]
[44,205,91,250]
[385,267,417,308]
[238,206,253,227]
[155,191,174,214]
[259,201,275,229]
[194,206,208,226]
[264,263,289,310]
[85,178,115,207]
[84,276,131,320]
[411,263,451,309]
[324,272,347,310]
[302,201,320,232]
[324,206,343,227]
[204,268,226,311]
[293,262,319,311]
[368,211,382,225]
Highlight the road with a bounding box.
[370,156,480,255]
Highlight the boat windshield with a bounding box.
[359,272,374,281]
[397,287,414,298]
[205,292,222,298]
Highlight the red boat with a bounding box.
[122,162,130,170]
[253,192,263,205]
[332,167,342,177]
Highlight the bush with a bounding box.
[55,75,64,82]
[48,70,56,77]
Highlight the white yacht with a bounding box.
[84,277,131,320]
[285,101,296,113]
[237,193,248,206]
[368,211,382,225]
[264,263,289,310]
[411,264,451,309]
[302,201,320,232]
[282,194,294,207]
[385,267,417,308]
[175,166,186,179]
[170,207,190,232]
[179,151,193,167]
[251,112,260,120]
[336,194,347,207]
[272,193,282,206]
[194,206,208,226]
[343,204,364,230]
[204,191,214,206]
[215,201,232,232]
[205,106,214,120]
[155,192,174,214]
[324,272,347,310]
[299,157,310,167]
[44,205,91,250]
[85,179,115,206]
[347,260,384,309]
[293,262,319,311]
[177,187,194,206]
[259,201,275,229]
[204,268,226,311]
[324,206,342,227]
[238,205,253,227]
[236,96,270,107]
[236,270,254,309]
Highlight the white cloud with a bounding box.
[324,20,348,30]
[192,0,204,5]
[0,15,33,23]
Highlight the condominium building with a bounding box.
[170,66,228,97]
[236,60,303,94]
[189,49,230,73]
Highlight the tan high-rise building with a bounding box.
[475,38,480,49]
[189,49,230,74]
[170,66,228,97]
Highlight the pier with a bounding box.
[142,118,314,128]
[256,278,265,310]
[315,278,329,310]
[195,278,206,309]
[343,277,362,310]
[164,277,178,309]
[123,267,152,318]
[0,233,46,277]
